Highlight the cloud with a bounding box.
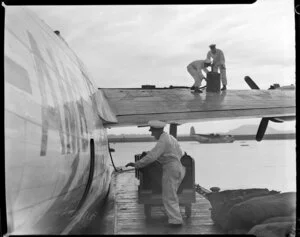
[19,3,295,134]
[27,2,295,90]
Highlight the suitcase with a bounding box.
[206,72,220,92]
[135,152,195,219]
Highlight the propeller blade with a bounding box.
[244,76,293,141]
[256,118,269,141]
[244,76,260,89]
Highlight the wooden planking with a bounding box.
[105,170,224,235]
[100,88,295,127]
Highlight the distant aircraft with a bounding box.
[189,127,235,143]
[4,5,295,235]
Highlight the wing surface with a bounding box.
[98,88,295,127]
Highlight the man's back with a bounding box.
[189,60,205,69]
[156,132,183,165]
[207,48,225,65]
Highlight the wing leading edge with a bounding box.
[98,87,295,127]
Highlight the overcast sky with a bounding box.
[27,1,296,135]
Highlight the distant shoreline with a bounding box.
[108,133,295,143]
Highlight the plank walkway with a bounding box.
[92,169,224,235]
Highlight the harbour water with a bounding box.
[109,139,296,193]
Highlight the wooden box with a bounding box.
[206,72,220,92]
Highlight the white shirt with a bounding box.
[135,132,183,169]
[188,60,209,75]
[206,48,225,66]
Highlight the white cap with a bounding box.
[204,59,211,63]
[148,120,166,129]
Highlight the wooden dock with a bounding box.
[83,169,224,235]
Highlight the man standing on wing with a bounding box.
[206,44,227,90]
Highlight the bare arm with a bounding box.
[203,67,209,74]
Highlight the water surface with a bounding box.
[109,139,296,192]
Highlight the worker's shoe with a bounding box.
[221,85,227,91]
[194,88,202,93]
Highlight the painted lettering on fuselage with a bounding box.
[59,64,81,154]
[27,31,88,156]
[27,32,50,156]
[46,47,89,153]
[78,69,99,121]
[76,99,89,151]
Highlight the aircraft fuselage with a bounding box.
[5,6,113,234]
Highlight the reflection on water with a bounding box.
[109,140,296,192]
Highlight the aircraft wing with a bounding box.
[98,87,295,127]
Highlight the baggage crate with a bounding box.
[206,72,220,92]
[134,153,196,218]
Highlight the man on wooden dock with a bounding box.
[126,120,186,226]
